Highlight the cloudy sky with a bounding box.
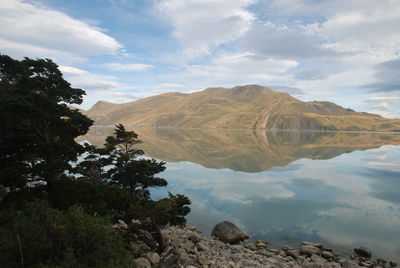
[1,0,399,117]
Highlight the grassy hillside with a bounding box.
[84,85,400,131]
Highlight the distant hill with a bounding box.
[84,85,400,131]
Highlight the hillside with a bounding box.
[84,85,400,131]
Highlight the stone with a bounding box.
[117,219,128,229]
[188,233,201,243]
[131,219,141,225]
[130,241,151,255]
[303,262,323,268]
[311,254,327,264]
[323,262,341,268]
[211,221,249,244]
[390,261,398,267]
[256,242,267,248]
[302,242,323,249]
[197,253,209,265]
[282,245,294,251]
[300,245,321,256]
[321,251,335,260]
[342,260,360,268]
[286,249,299,259]
[134,257,151,268]
[377,258,387,264]
[354,247,372,258]
[142,252,160,265]
[196,242,210,251]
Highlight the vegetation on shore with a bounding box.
[0,54,190,267]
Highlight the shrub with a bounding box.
[0,200,132,268]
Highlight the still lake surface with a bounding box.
[80,127,400,260]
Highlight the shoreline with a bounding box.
[117,220,399,268]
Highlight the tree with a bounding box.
[104,124,167,202]
[0,55,93,192]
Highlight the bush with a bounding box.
[49,178,131,215]
[0,200,133,268]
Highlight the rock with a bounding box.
[131,219,141,225]
[303,241,323,249]
[377,258,386,264]
[282,245,294,251]
[321,251,335,260]
[256,242,267,248]
[196,242,209,251]
[130,241,151,255]
[134,257,151,268]
[300,245,322,256]
[188,233,201,243]
[354,247,372,258]
[142,252,160,265]
[303,262,323,268]
[286,249,299,258]
[243,242,256,251]
[323,262,341,268]
[197,253,209,265]
[390,261,398,267]
[211,221,249,244]
[342,260,360,268]
[117,219,128,229]
[311,254,327,264]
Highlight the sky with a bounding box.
[1,0,399,117]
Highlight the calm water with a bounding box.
[80,127,400,261]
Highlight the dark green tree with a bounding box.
[0,55,93,192]
[104,124,167,202]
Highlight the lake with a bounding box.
[80,127,400,261]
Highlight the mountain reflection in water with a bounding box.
[79,128,400,261]
[79,127,400,173]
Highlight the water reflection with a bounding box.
[79,128,400,260]
[79,127,400,173]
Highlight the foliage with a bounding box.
[0,54,191,267]
[0,200,132,268]
[0,54,93,192]
[48,178,131,215]
[102,124,168,203]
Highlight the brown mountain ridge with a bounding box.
[83,85,400,131]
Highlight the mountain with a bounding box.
[84,85,400,131]
[78,127,400,173]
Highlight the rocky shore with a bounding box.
[114,219,399,268]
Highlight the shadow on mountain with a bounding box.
[78,127,400,173]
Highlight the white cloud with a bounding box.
[156,0,255,58]
[102,63,153,71]
[59,66,89,75]
[0,0,122,61]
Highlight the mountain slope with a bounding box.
[84,85,400,131]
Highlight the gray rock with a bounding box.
[134,257,151,268]
[321,251,335,260]
[300,245,322,256]
[390,261,398,267]
[197,253,209,265]
[311,254,327,264]
[342,260,360,268]
[142,252,160,265]
[188,233,201,243]
[354,247,372,258]
[323,262,341,268]
[303,262,323,268]
[302,242,323,249]
[282,245,294,251]
[211,221,249,244]
[286,249,299,259]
